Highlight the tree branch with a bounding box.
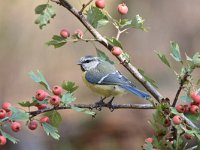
[172,72,189,107]
[57,0,164,103]
[29,103,154,117]
[79,0,93,13]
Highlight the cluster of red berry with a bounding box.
[0,85,64,145]
[0,102,17,145]
[95,0,129,15]
[60,28,84,39]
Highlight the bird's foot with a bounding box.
[107,97,115,112]
[94,97,106,111]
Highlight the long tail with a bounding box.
[120,85,151,100]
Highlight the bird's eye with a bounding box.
[85,60,90,63]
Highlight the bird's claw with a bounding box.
[107,97,115,112]
[94,98,106,111]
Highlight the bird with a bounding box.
[78,55,151,105]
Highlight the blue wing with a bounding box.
[86,70,150,100]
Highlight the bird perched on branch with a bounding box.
[78,56,150,106]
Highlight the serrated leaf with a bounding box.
[61,93,76,105]
[18,100,38,107]
[35,4,48,14]
[192,52,200,67]
[9,106,29,121]
[71,106,96,116]
[185,113,200,123]
[121,14,146,31]
[44,111,62,128]
[144,143,153,150]
[46,35,67,48]
[107,37,123,49]
[170,41,182,62]
[0,130,19,144]
[170,107,182,115]
[155,51,171,68]
[61,81,78,93]
[138,69,158,88]
[87,6,109,28]
[42,123,60,140]
[117,19,132,29]
[180,95,193,103]
[96,48,114,64]
[29,70,51,91]
[34,4,56,29]
[185,53,193,62]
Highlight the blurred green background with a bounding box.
[0,0,200,149]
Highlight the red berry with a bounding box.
[28,120,38,130]
[176,104,184,113]
[74,29,84,39]
[194,95,200,103]
[0,136,6,145]
[36,104,48,110]
[40,116,50,124]
[145,137,153,143]
[52,85,63,96]
[11,122,21,132]
[190,91,196,99]
[0,109,6,119]
[111,47,123,56]
[6,111,12,117]
[60,29,70,38]
[172,115,182,125]
[2,102,11,112]
[95,0,105,9]
[164,119,171,127]
[35,89,48,101]
[50,96,60,106]
[118,3,128,15]
[184,133,193,140]
[189,105,199,114]
[190,91,200,103]
[198,55,200,58]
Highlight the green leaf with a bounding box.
[107,37,123,49]
[71,106,96,116]
[185,113,200,123]
[155,51,171,68]
[170,41,182,62]
[18,100,37,107]
[197,79,200,85]
[61,93,76,105]
[87,6,109,28]
[119,15,146,31]
[61,81,78,93]
[34,4,56,29]
[192,52,200,67]
[138,69,158,88]
[42,123,60,140]
[9,106,29,121]
[44,111,62,128]
[96,48,114,64]
[170,107,182,115]
[46,35,67,48]
[29,70,51,91]
[0,130,19,144]
[144,143,153,150]
[180,95,193,103]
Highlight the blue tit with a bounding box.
[78,56,150,102]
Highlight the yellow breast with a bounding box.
[82,72,127,97]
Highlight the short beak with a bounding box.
[77,62,82,65]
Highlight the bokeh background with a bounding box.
[0,0,200,149]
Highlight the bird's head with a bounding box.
[78,56,101,71]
